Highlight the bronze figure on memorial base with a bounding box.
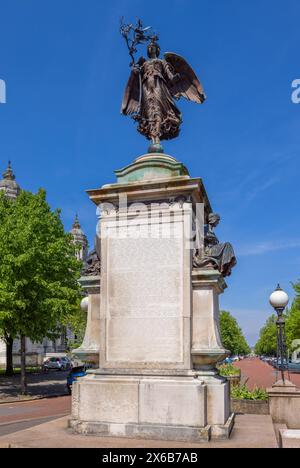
[120,19,206,153]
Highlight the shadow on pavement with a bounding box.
[0,371,69,400]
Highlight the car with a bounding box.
[287,362,300,374]
[43,356,72,372]
[273,359,289,370]
[260,356,268,362]
[231,356,240,362]
[262,356,274,365]
[67,366,88,394]
[223,357,234,365]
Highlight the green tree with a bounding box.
[62,308,87,352]
[286,280,300,348]
[220,311,251,355]
[254,315,277,356]
[0,189,82,393]
[255,280,300,356]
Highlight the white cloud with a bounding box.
[245,177,278,202]
[237,239,300,257]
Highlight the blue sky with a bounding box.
[0,0,299,345]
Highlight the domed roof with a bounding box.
[70,214,88,246]
[0,162,21,200]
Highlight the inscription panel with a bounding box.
[105,231,185,365]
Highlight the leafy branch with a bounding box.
[120,18,156,66]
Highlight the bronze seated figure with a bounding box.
[193,213,237,278]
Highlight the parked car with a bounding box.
[43,356,72,372]
[260,356,268,362]
[231,356,241,362]
[273,359,289,370]
[67,366,87,394]
[261,356,275,365]
[223,357,234,365]
[287,362,300,374]
[268,357,277,366]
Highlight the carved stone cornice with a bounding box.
[87,171,212,220]
[192,269,227,294]
[79,275,101,295]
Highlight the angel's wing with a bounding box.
[121,70,140,115]
[121,57,145,115]
[164,52,206,104]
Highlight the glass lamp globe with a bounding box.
[269,285,289,309]
[80,297,89,312]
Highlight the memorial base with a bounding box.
[71,153,235,443]
[71,372,234,442]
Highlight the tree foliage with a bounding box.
[220,311,251,355]
[255,280,300,355]
[63,308,87,351]
[0,189,82,346]
[286,280,300,349]
[254,315,277,356]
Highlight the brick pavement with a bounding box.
[0,396,71,425]
[234,358,300,390]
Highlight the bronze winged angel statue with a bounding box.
[120,20,206,153]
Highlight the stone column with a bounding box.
[191,269,232,437]
[192,269,229,371]
[72,276,101,366]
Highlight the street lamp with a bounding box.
[269,285,289,383]
[80,297,89,312]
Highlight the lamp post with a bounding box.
[269,285,289,383]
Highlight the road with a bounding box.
[234,358,300,389]
[0,396,71,437]
[0,370,69,401]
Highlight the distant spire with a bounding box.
[0,161,21,200]
[73,213,81,229]
[70,214,88,262]
[2,161,15,181]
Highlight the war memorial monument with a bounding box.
[71,20,237,443]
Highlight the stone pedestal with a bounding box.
[268,380,300,429]
[71,153,234,442]
[192,270,229,371]
[71,374,212,442]
[279,429,300,448]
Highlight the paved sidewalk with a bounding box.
[0,396,71,437]
[0,414,278,448]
